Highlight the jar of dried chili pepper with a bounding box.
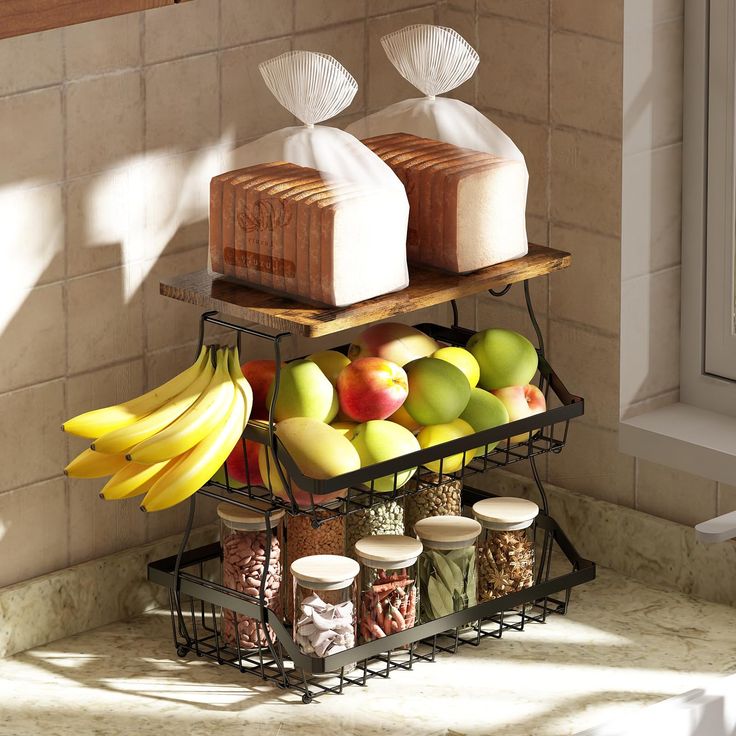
[355,535,423,644]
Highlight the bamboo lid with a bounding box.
[472,497,539,531]
[414,515,481,550]
[290,554,360,590]
[355,535,423,569]
[217,502,285,531]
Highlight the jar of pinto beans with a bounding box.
[218,503,285,652]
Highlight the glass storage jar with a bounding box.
[404,475,462,535]
[355,535,423,642]
[219,502,285,651]
[414,515,481,624]
[346,500,404,560]
[291,554,359,664]
[286,506,345,620]
[473,497,538,601]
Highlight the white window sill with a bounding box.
[619,402,736,485]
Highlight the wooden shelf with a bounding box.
[159,244,570,338]
[0,0,191,41]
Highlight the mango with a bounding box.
[348,322,439,366]
[259,417,360,508]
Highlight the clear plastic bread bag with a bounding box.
[210,51,410,307]
[346,25,529,269]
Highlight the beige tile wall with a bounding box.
[0,0,701,589]
[439,0,631,508]
[0,0,441,588]
[441,1,721,529]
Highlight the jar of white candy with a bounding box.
[219,503,285,652]
[291,554,359,672]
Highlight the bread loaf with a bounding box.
[362,132,528,273]
[210,162,409,306]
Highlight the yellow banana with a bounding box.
[100,458,170,500]
[62,346,209,439]
[65,448,128,478]
[92,349,215,454]
[141,350,251,512]
[230,345,254,426]
[128,347,235,465]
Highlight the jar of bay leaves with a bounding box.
[414,516,481,624]
[473,497,538,602]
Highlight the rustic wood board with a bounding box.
[159,243,571,338]
[0,0,191,40]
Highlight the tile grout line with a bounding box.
[139,8,152,544]
[60,21,72,572]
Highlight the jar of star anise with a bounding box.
[472,497,538,602]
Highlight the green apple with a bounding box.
[432,346,480,388]
[417,418,477,474]
[266,360,339,423]
[403,357,471,426]
[466,328,538,391]
[307,350,351,386]
[460,387,510,452]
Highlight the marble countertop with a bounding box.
[1,566,735,736]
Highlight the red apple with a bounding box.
[225,439,263,487]
[337,357,409,422]
[242,360,278,420]
[492,384,546,443]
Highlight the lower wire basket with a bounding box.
[147,486,595,703]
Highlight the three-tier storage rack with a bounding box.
[148,243,595,703]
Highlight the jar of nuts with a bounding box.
[404,474,462,536]
[346,501,404,561]
[286,506,345,620]
[291,554,359,670]
[355,535,422,644]
[414,516,481,625]
[218,502,285,652]
[472,497,538,602]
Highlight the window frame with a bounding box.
[681,0,736,412]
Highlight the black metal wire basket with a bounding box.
[198,317,584,526]
[148,485,595,703]
[146,307,592,703]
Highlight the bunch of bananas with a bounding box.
[63,346,253,512]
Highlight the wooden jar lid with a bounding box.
[217,502,285,531]
[472,497,539,531]
[355,534,423,569]
[290,554,360,590]
[414,515,482,550]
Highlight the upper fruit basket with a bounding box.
[160,243,569,338]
